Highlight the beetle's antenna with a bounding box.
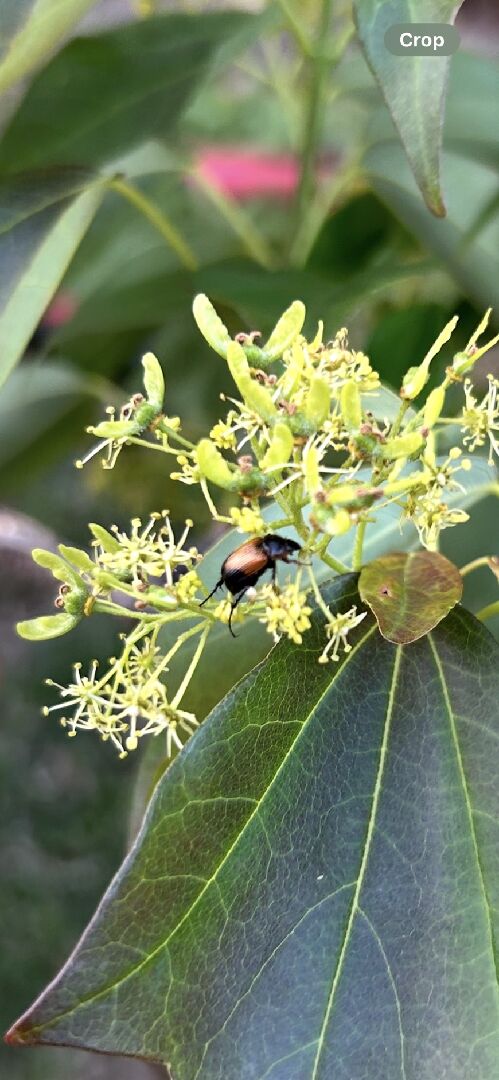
[199,578,223,606]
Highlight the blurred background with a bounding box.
[1,0,498,1076]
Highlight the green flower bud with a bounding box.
[227,342,277,422]
[402,316,458,399]
[340,381,362,430]
[192,294,232,358]
[32,548,82,589]
[326,484,361,505]
[58,545,96,574]
[305,377,330,428]
[196,439,237,490]
[17,613,79,640]
[304,444,321,496]
[280,341,305,398]
[384,471,428,495]
[423,386,445,429]
[311,503,351,536]
[89,524,121,552]
[261,422,293,470]
[142,352,165,408]
[384,432,424,460]
[263,301,306,360]
[89,420,139,439]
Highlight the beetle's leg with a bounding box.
[199,577,223,607]
[228,588,249,637]
[271,561,277,587]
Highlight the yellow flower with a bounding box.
[319,606,367,663]
[259,583,312,645]
[229,506,266,535]
[461,377,499,464]
[175,570,202,604]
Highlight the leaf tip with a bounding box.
[4,1019,37,1047]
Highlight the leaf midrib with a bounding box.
[26,617,377,1039]
[310,644,402,1080]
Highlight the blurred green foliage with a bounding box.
[1,1,498,1076]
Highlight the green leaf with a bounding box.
[0,170,105,390]
[16,612,77,640]
[0,1,99,94]
[0,12,255,174]
[353,1,463,215]
[359,550,462,643]
[8,577,499,1078]
[366,142,499,316]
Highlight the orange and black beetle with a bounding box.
[200,533,302,636]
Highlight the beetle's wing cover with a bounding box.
[223,540,268,576]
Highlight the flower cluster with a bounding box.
[43,631,200,758]
[18,296,499,760]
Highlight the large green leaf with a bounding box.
[0,0,99,94]
[0,12,254,174]
[0,170,106,389]
[8,576,499,1078]
[354,0,463,215]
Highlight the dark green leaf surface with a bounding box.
[8,577,499,1079]
[354,0,463,215]
[0,169,105,388]
[359,550,463,643]
[0,0,99,93]
[0,12,253,174]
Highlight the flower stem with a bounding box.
[171,625,210,709]
[187,168,276,270]
[156,419,196,451]
[109,177,198,271]
[352,519,367,571]
[476,600,499,623]
[460,556,496,578]
[291,0,332,249]
[275,0,313,55]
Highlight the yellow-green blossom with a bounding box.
[259,583,312,644]
[230,506,266,535]
[94,513,199,586]
[319,606,367,663]
[461,377,499,464]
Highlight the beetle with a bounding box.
[200,533,302,637]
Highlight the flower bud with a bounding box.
[263,301,306,360]
[227,342,277,422]
[340,381,362,430]
[142,352,165,408]
[88,420,139,438]
[89,524,121,552]
[423,386,445,429]
[196,439,237,490]
[32,548,82,588]
[384,470,428,495]
[58,545,96,574]
[304,444,321,496]
[305,377,330,428]
[261,422,293,470]
[17,613,79,640]
[401,316,458,399]
[280,340,305,398]
[384,432,424,460]
[192,294,231,358]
